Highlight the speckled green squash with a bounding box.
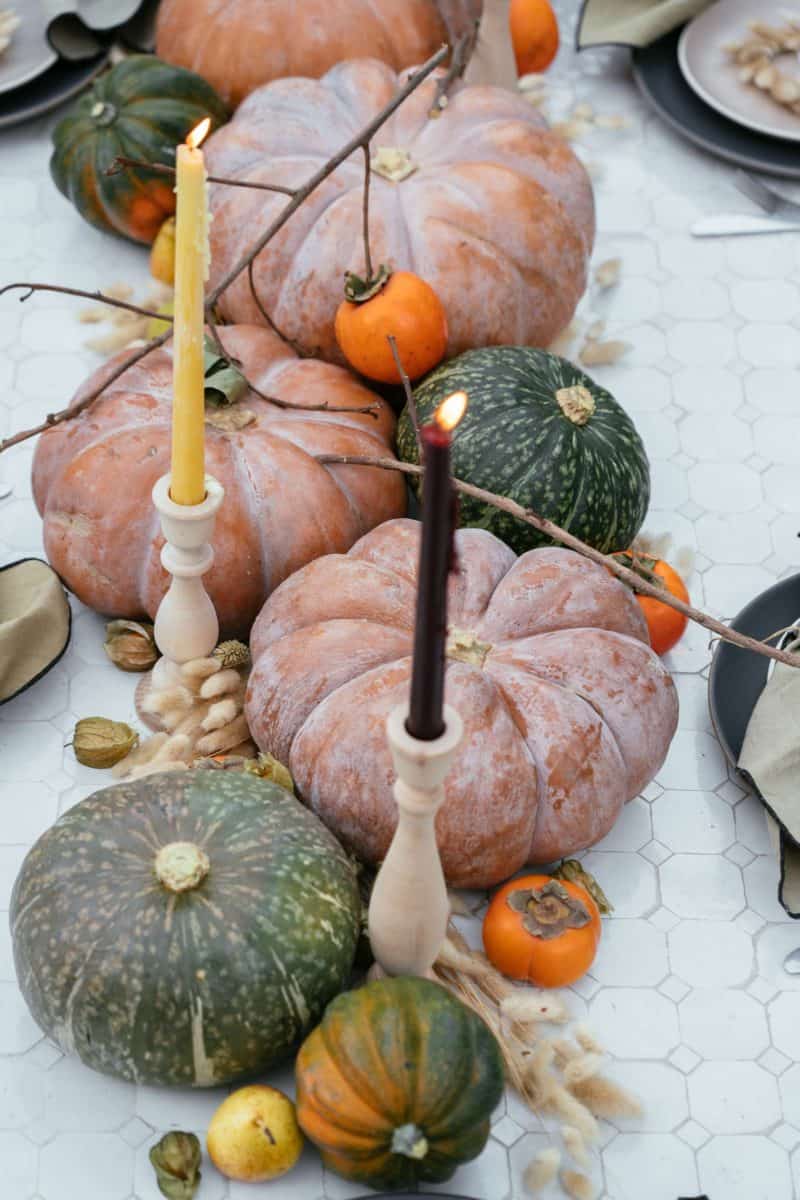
[397,347,650,555]
[10,772,360,1087]
[50,56,228,244]
[296,977,505,1189]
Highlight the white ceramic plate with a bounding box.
[679,0,800,142]
[0,2,58,97]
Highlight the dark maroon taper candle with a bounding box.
[406,392,468,741]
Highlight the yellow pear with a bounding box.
[150,216,176,285]
[207,1085,303,1183]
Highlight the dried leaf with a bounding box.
[72,718,138,768]
[149,1131,201,1200]
[552,860,614,914]
[578,338,630,367]
[203,337,249,407]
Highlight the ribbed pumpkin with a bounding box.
[10,772,361,1087]
[31,325,406,637]
[50,56,228,244]
[397,347,650,555]
[156,0,482,109]
[204,61,594,363]
[296,977,504,1189]
[245,519,678,888]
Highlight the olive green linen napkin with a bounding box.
[739,657,800,918]
[577,0,712,49]
[0,559,71,705]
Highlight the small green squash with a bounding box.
[397,347,650,555]
[50,56,228,244]
[296,977,505,1189]
[10,772,361,1087]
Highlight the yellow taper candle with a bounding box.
[170,117,211,506]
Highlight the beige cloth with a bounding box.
[0,559,71,704]
[577,0,713,48]
[739,658,800,918]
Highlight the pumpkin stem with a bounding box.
[446,627,492,668]
[90,100,117,128]
[343,264,392,304]
[155,842,210,893]
[556,385,596,426]
[391,1123,429,1160]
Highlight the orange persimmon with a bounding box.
[334,269,448,384]
[483,874,601,988]
[613,551,689,656]
[509,0,560,76]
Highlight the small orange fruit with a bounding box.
[510,0,560,76]
[334,269,448,384]
[613,551,690,656]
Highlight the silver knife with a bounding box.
[692,213,800,237]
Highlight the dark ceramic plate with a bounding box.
[361,1194,477,1199]
[708,573,800,771]
[0,48,108,130]
[632,27,800,179]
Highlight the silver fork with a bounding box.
[734,168,800,217]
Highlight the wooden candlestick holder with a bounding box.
[368,703,464,979]
[150,473,224,690]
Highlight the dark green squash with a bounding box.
[50,56,228,244]
[296,976,504,1189]
[397,347,650,555]
[10,772,361,1087]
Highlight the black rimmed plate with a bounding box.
[0,47,109,131]
[708,573,800,772]
[632,27,800,180]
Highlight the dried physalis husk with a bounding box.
[104,619,158,672]
[212,640,250,669]
[149,1131,202,1200]
[553,859,613,914]
[72,718,139,768]
[244,752,294,793]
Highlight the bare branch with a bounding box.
[107,156,296,196]
[430,25,480,116]
[387,333,422,454]
[362,144,373,281]
[0,281,171,323]
[314,453,800,671]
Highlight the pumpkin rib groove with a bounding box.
[316,1024,399,1135]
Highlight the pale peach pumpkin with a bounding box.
[245,519,678,888]
[156,0,483,109]
[32,326,406,637]
[204,61,595,364]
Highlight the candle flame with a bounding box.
[186,118,211,150]
[435,391,468,433]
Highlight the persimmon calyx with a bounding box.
[343,264,392,304]
[507,880,591,940]
[615,549,668,594]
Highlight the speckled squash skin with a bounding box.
[398,347,650,555]
[10,773,361,1087]
[50,56,228,244]
[156,0,482,109]
[296,977,504,1189]
[203,61,594,363]
[31,325,406,638]
[245,519,678,888]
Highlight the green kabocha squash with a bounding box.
[295,977,504,1189]
[397,347,650,555]
[10,772,360,1087]
[50,56,228,244]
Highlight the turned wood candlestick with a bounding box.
[368,702,464,979]
[150,473,224,690]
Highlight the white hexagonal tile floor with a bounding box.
[2,5,800,1197]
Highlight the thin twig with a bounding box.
[0,282,170,323]
[0,44,448,454]
[430,24,480,115]
[314,454,800,671]
[387,333,421,454]
[106,156,296,196]
[246,259,302,354]
[362,143,373,280]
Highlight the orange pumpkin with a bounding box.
[483,874,601,987]
[32,327,406,637]
[245,519,678,888]
[613,551,689,656]
[156,0,483,109]
[335,271,448,383]
[205,61,594,365]
[510,0,560,75]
